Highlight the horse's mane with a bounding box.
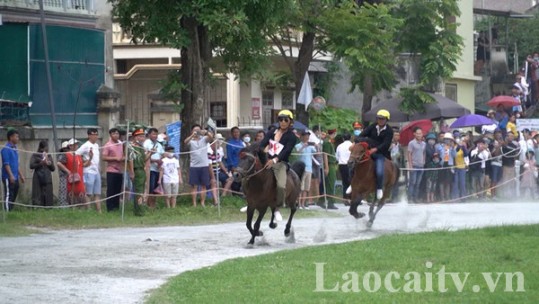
[355,136,378,149]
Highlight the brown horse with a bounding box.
[233,144,305,245]
[348,141,399,227]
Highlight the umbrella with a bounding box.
[399,119,433,146]
[450,114,494,128]
[364,93,471,122]
[272,120,308,130]
[409,93,471,121]
[486,96,520,108]
[362,96,410,123]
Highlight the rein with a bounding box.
[240,152,266,179]
[352,142,371,165]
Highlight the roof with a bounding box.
[473,0,535,16]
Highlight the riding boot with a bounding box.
[277,186,286,207]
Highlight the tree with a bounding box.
[110,0,292,143]
[268,0,398,124]
[395,0,462,115]
[270,0,463,124]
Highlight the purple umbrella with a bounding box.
[450,114,494,128]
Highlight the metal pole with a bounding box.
[121,120,130,222]
[2,179,6,223]
[38,0,59,152]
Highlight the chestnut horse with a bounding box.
[233,144,305,245]
[348,141,400,227]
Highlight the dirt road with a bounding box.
[1,201,538,303]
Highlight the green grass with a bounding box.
[0,196,335,236]
[147,225,539,304]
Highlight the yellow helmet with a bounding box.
[278,109,294,120]
[376,109,390,120]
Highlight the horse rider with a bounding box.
[258,109,297,221]
[347,109,393,200]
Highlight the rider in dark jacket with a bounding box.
[358,109,393,199]
[258,109,297,221]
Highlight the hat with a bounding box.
[432,152,440,158]
[301,130,311,136]
[67,138,79,145]
[61,141,69,149]
[353,121,363,129]
[426,133,436,140]
[165,145,175,151]
[328,129,337,135]
[132,128,145,136]
[215,133,224,141]
[443,133,454,141]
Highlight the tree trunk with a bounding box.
[180,17,210,150]
[294,31,316,125]
[361,75,374,123]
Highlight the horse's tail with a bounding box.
[291,161,305,180]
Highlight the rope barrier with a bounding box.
[1,165,530,211]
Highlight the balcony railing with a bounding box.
[0,0,95,14]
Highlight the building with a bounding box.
[0,0,114,197]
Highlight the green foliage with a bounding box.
[322,2,401,94]
[309,106,359,132]
[399,87,435,114]
[393,0,463,90]
[313,61,341,98]
[110,0,292,79]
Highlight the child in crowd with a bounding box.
[159,146,183,208]
[424,152,442,203]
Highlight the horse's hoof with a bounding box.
[269,222,277,229]
[284,230,290,237]
[257,231,264,236]
[366,221,373,228]
[248,240,254,246]
[351,212,365,219]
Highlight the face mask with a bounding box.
[166,153,174,159]
[428,139,436,145]
[433,158,440,164]
[243,137,251,143]
[456,138,461,144]
[353,130,361,136]
[444,139,452,145]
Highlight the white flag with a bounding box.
[297,72,313,109]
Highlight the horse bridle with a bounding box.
[350,146,371,166]
[239,152,266,179]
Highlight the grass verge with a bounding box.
[147,224,539,304]
[0,196,338,236]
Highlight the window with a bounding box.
[282,91,294,108]
[262,91,274,106]
[445,84,458,102]
[210,102,227,127]
[116,59,127,74]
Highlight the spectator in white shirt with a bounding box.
[76,128,101,212]
[335,133,353,199]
